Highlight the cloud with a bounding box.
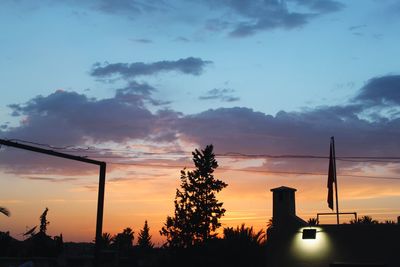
[203,0,345,37]
[354,75,400,106]
[2,74,400,176]
[21,176,79,183]
[108,176,156,183]
[294,0,344,13]
[115,81,171,106]
[348,24,367,31]
[91,57,212,79]
[174,36,190,42]
[0,89,180,174]
[175,103,400,175]
[8,0,344,39]
[5,90,179,144]
[177,75,400,160]
[199,88,240,102]
[131,38,153,44]
[94,0,166,15]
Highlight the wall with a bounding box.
[267,224,399,267]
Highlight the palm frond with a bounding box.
[0,207,10,217]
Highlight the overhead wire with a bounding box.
[9,139,400,161]
[4,138,400,181]
[107,162,400,180]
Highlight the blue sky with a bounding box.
[1,0,400,242]
[1,0,399,118]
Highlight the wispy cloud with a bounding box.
[91,57,212,79]
[203,0,345,37]
[7,0,345,38]
[199,88,240,102]
[130,38,153,44]
[174,36,190,42]
[348,24,367,31]
[21,176,79,183]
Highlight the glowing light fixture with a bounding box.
[291,227,330,258]
[302,228,316,239]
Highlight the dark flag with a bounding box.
[327,138,335,210]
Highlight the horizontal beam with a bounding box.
[0,139,105,166]
[0,138,107,267]
[317,212,357,222]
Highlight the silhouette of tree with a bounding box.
[113,227,134,251]
[222,224,266,267]
[138,220,154,249]
[23,208,63,257]
[160,145,228,248]
[23,226,37,239]
[384,220,396,224]
[53,233,64,253]
[0,207,10,217]
[267,217,273,228]
[39,207,50,234]
[266,217,274,241]
[350,215,378,224]
[98,232,113,249]
[223,224,265,246]
[307,217,319,225]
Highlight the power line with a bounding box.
[7,139,92,151]
[7,138,400,161]
[4,138,400,181]
[107,162,400,181]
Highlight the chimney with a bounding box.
[270,186,305,227]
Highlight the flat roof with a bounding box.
[270,186,297,192]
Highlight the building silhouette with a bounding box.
[267,186,399,267]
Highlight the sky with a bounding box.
[1,0,400,245]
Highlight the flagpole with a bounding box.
[331,136,340,224]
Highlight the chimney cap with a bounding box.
[270,186,297,192]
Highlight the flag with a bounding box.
[327,137,335,210]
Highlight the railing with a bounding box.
[316,212,357,223]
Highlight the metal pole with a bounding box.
[94,163,106,267]
[331,136,340,224]
[0,139,107,266]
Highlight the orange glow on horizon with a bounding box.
[1,157,400,245]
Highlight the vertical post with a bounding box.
[331,137,340,225]
[94,163,106,267]
[0,139,108,266]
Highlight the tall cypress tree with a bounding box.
[137,220,154,249]
[160,145,227,247]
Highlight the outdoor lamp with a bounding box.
[302,228,316,239]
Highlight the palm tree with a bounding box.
[350,215,378,224]
[113,227,134,251]
[95,232,113,249]
[222,224,266,266]
[267,217,274,229]
[384,220,396,224]
[223,224,265,246]
[307,217,319,226]
[0,206,10,217]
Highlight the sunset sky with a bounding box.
[1,0,400,245]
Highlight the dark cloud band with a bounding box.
[2,74,399,175]
[354,75,400,106]
[91,57,212,79]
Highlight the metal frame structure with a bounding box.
[317,212,357,223]
[0,139,106,266]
